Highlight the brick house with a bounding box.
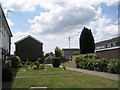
[15,35,43,61]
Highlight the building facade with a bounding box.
[0,5,13,64]
[95,36,120,59]
[62,48,79,58]
[95,37,120,50]
[15,35,43,61]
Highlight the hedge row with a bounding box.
[76,55,120,74]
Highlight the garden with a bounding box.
[2,55,120,89]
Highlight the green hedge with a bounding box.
[76,54,120,74]
[52,57,61,67]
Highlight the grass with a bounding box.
[16,67,82,76]
[3,74,119,88]
[61,61,76,68]
[2,66,119,88]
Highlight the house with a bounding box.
[62,48,79,58]
[15,35,43,62]
[0,5,13,64]
[95,36,120,50]
[95,36,120,59]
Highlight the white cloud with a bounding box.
[29,3,98,35]
[0,0,38,12]
[0,0,118,12]
[6,0,118,54]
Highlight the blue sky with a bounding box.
[0,0,119,54]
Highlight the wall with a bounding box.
[15,37,43,61]
[72,47,119,61]
[96,47,120,59]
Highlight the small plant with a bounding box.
[40,64,47,69]
[11,56,21,68]
[2,67,13,82]
[72,52,80,55]
[37,58,44,64]
[52,57,61,67]
[44,56,53,64]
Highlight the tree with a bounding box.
[79,27,95,54]
[55,46,62,57]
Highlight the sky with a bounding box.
[0,0,119,54]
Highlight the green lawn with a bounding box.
[61,61,76,68]
[16,67,82,76]
[2,66,120,89]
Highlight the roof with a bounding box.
[95,36,120,46]
[95,46,120,52]
[15,35,43,44]
[0,4,13,37]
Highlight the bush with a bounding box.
[44,56,53,64]
[37,58,44,64]
[11,56,21,68]
[2,67,13,82]
[75,54,120,74]
[72,52,80,55]
[52,57,61,67]
[34,61,40,68]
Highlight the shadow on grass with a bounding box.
[2,67,18,90]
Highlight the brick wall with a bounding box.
[72,47,119,61]
[96,47,120,59]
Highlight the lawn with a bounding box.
[2,66,119,89]
[16,66,82,76]
[61,61,76,68]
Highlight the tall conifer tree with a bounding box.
[80,27,95,54]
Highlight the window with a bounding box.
[111,43,113,47]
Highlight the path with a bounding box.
[60,66,120,81]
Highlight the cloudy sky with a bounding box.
[0,0,119,54]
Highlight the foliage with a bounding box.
[80,27,95,54]
[40,64,47,69]
[2,67,13,82]
[34,61,40,68]
[11,56,21,68]
[37,58,44,64]
[52,57,61,67]
[55,46,62,57]
[72,52,80,55]
[44,56,53,64]
[76,54,120,74]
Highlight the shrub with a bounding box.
[75,54,120,74]
[37,58,44,64]
[52,57,61,67]
[40,64,47,69]
[44,56,53,64]
[72,52,80,55]
[11,56,21,68]
[2,67,13,82]
[34,61,40,68]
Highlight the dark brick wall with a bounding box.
[96,48,120,59]
[15,37,43,61]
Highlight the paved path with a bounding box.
[60,66,120,81]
